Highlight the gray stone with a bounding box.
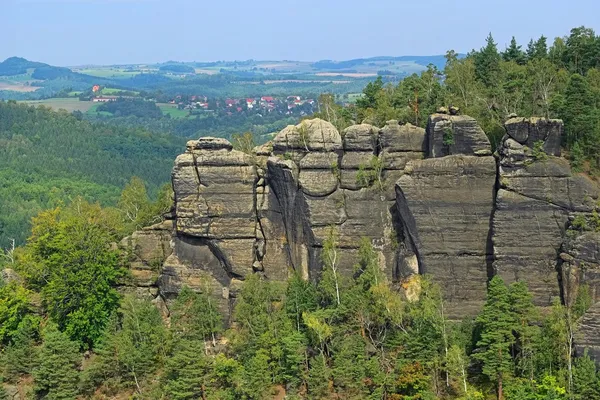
[427,114,492,158]
[342,124,378,151]
[380,121,426,152]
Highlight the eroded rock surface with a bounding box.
[124,115,600,331]
[493,120,599,306]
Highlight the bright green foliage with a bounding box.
[33,324,80,400]
[82,296,168,395]
[207,354,245,400]
[285,272,318,332]
[163,338,210,400]
[319,226,343,307]
[0,281,32,345]
[118,177,173,233]
[473,276,515,397]
[0,101,183,246]
[231,131,257,154]
[17,200,124,348]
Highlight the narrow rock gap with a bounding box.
[485,154,499,282]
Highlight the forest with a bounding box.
[317,26,600,174]
[0,101,185,245]
[2,25,600,399]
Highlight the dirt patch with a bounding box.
[0,82,39,92]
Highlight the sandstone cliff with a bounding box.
[122,114,600,354]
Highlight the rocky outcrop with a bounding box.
[124,114,600,330]
[493,119,599,306]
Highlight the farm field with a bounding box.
[101,87,140,95]
[158,103,189,118]
[73,67,143,79]
[21,98,95,112]
[0,81,39,92]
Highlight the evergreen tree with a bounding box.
[33,324,80,400]
[503,36,526,65]
[356,76,384,110]
[307,354,331,399]
[572,351,600,399]
[559,74,597,152]
[508,281,539,381]
[163,339,210,400]
[473,276,515,400]
[527,35,548,60]
[82,297,168,395]
[3,316,38,381]
[474,33,501,87]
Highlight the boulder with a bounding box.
[504,117,562,156]
[272,119,342,152]
[342,124,378,151]
[426,114,492,158]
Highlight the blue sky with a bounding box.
[2,0,599,66]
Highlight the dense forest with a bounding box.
[0,101,185,245]
[3,25,600,399]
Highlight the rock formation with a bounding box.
[123,115,600,347]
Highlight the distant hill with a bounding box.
[0,100,185,245]
[312,55,454,71]
[0,56,47,76]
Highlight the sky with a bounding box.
[2,0,600,66]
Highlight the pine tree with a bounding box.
[509,281,539,381]
[33,324,80,400]
[3,316,38,381]
[473,276,515,400]
[307,354,331,399]
[474,33,501,87]
[572,351,600,400]
[503,36,526,65]
[163,339,209,400]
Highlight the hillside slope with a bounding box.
[0,101,185,245]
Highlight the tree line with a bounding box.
[317,26,600,173]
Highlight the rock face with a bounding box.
[493,120,599,306]
[124,115,600,334]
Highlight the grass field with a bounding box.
[21,98,95,112]
[158,103,189,118]
[101,87,140,95]
[75,68,141,79]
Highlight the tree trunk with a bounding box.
[498,376,503,400]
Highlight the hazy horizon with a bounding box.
[3,0,600,66]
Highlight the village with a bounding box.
[169,94,317,116]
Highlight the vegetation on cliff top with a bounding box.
[316,26,600,174]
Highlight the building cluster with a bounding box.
[170,95,315,115]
